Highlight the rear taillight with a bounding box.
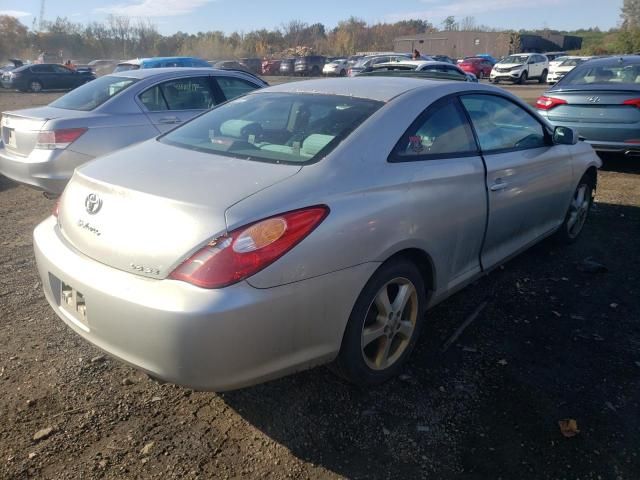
[348,68,352,75]
[535,96,568,110]
[622,98,640,108]
[169,206,329,289]
[35,128,87,150]
[53,199,60,217]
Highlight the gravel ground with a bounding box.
[0,84,639,479]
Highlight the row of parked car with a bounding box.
[0,54,605,392]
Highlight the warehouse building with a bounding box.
[394,31,582,58]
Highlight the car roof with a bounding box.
[104,67,224,79]
[255,76,455,102]
[577,55,640,67]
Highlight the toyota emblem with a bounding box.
[85,193,103,215]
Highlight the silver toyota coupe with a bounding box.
[34,77,601,391]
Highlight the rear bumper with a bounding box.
[0,142,92,193]
[34,217,376,391]
[540,116,640,153]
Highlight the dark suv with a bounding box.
[1,64,95,92]
[294,56,326,76]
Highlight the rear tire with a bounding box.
[332,259,426,386]
[518,71,528,84]
[555,175,594,244]
[478,71,484,79]
[29,80,43,92]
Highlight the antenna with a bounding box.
[39,0,45,31]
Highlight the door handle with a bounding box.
[158,117,181,124]
[490,179,509,191]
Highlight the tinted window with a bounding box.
[52,65,72,74]
[140,77,215,111]
[50,75,137,111]
[561,61,640,85]
[160,93,383,165]
[215,76,259,101]
[31,65,54,73]
[461,94,547,151]
[393,98,476,159]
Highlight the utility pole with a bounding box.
[39,0,45,31]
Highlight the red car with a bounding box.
[458,57,492,79]
[261,59,281,75]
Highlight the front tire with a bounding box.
[332,259,426,386]
[555,176,594,243]
[518,70,528,84]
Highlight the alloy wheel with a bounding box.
[30,81,42,92]
[566,184,591,239]
[361,277,418,371]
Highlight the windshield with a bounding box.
[49,76,137,111]
[160,92,383,165]
[561,61,640,86]
[552,56,569,63]
[502,55,529,64]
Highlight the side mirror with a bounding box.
[553,126,578,145]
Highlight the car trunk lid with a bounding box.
[57,140,302,280]
[1,107,93,157]
[545,89,640,124]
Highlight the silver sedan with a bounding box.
[0,68,267,194]
[34,77,601,391]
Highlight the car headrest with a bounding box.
[219,120,262,140]
[301,134,335,157]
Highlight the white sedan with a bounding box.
[547,56,592,84]
[323,59,349,76]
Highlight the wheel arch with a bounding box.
[583,165,598,191]
[380,247,436,302]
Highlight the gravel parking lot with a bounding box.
[0,81,639,479]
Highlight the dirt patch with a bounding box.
[0,86,638,479]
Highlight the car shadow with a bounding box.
[598,152,640,175]
[219,201,640,479]
[0,174,16,192]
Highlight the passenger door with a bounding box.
[460,94,573,269]
[390,97,487,287]
[51,65,77,89]
[138,76,219,132]
[30,65,56,88]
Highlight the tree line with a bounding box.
[1,9,639,64]
[0,15,435,62]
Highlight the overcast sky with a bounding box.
[0,0,622,34]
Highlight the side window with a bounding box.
[32,65,54,73]
[139,85,168,111]
[140,77,215,112]
[52,65,72,74]
[461,94,547,152]
[214,76,259,101]
[391,98,477,160]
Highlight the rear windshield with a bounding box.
[113,63,139,72]
[560,58,587,67]
[561,62,640,86]
[160,92,383,164]
[49,75,137,111]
